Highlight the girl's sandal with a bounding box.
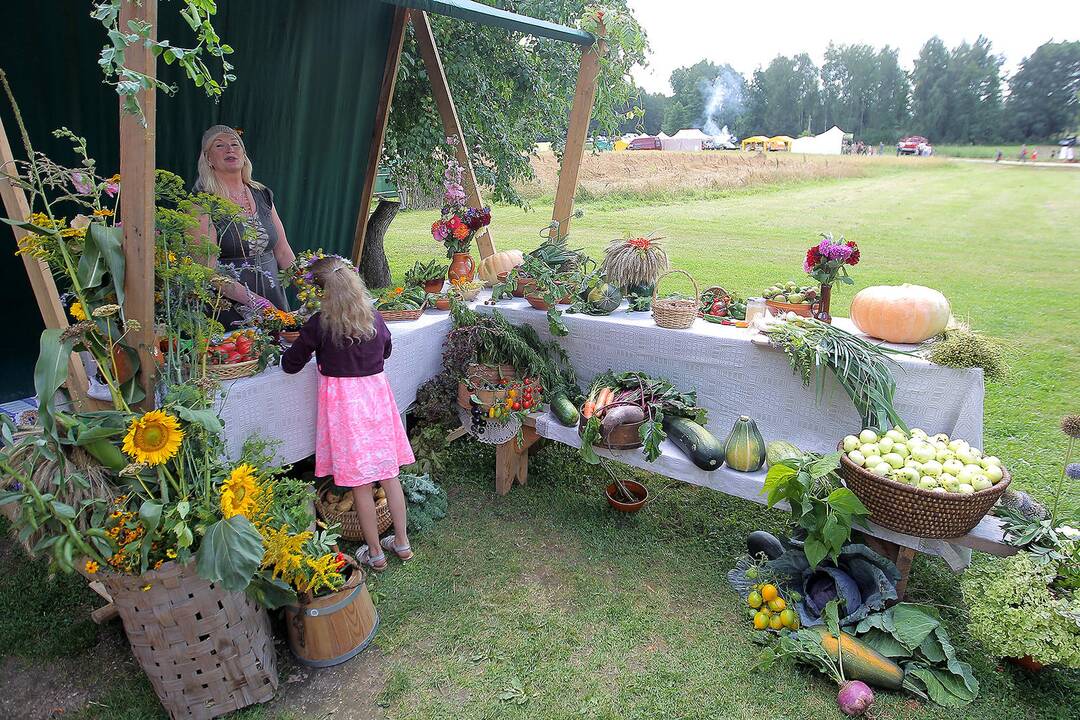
[355,545,388,572]
[380,535,414,561]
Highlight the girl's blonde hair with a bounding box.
[194,125,266,197]
[310,257,375,346]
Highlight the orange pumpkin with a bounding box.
[849,284,951,344]
[477,249,524,285]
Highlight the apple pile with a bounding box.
[207,329,260,366]
[842,427,1005,495]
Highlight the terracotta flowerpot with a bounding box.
[498,272,531,297]
[525,294,552,311]
[280,330,300,344]
[423,277,445,294]
[605,479,648,513]
[435,296,451,311]
[447,252,475,284]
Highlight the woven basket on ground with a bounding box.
[205,359,259,381]
[651,269,699,329]
[380,302,426,322]
[316,486,392,540]
[837,444,1012,538]
[101,562,276,720]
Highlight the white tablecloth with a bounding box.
[478,297,984,454]
[216,309,453,463]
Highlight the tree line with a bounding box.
[626,38,1080,145]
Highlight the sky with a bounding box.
[626,0,1078,95]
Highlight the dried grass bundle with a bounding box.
[600,233,670,288]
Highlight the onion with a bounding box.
[837,680,874,716]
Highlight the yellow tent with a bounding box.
[741,135,769,150]
[613,139,629,152]
[768,135,794,151]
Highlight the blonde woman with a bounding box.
[281,257,415,571]
[194,125,296,327]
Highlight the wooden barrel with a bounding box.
[285,567,378,667]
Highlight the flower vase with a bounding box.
[448,252,475,284]
[812,283,833,324]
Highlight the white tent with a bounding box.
[790,126,845,155]
[657,131,671,140]
[662,128,710,151]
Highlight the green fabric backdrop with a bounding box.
[0,1,394,401]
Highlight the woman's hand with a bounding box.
[248,293,277,312]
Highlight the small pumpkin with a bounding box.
[478,249,524,285]
[583,282,623,314]
[849,284,951,344]
[724,416,766,472]
[766,440,801,468]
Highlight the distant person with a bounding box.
[995,149,1003,162]
[1019,145,1028,162]
[879,141,884,155]
[1032,148,1038,161]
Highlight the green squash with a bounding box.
[724,416,766,472]
[584,282,623,314]
[765,440,801,468]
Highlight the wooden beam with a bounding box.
[0,113,92,408]
[411,9,495,259]
[351,5,408,265]
[551,28,605,238]
[118,0,157,408]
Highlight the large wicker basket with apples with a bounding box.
[837,427,1011,538]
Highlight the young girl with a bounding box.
[282,257,415,571]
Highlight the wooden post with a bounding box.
[350,5,408,266]
[118,0,157,408]
[551,28,605,238]
[411,9,495,259]
[0,115,92,407]
[495,424,539,495]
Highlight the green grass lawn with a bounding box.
[2,160,1078,719]
[933,144,1067,161]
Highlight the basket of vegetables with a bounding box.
[316,485,391,540]
[376,286,427,322]
[456,363,519,411]
[699,286,747,324]
[206,329,272,381]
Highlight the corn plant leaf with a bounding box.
[82,224,126,303]
[33,329,77,437]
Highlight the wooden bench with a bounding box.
[493,413,1014,597]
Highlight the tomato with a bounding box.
[512,402,521,411]
[226,352,242,364]
[220,341,236,352]
[235,337,251,351]
[523,400,532,409]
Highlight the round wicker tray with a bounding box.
[316,486,392,541]
[206,359,259,381]
[380,303,426,322]
[837,443,1011,538]
[652,270,699,329]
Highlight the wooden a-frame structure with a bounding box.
[0,0,604,407]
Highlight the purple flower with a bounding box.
[104,180,120,198]
[71,171,92,195]
[817,238,853,261]
[444,182,466,205]
[1067,463,1080,480]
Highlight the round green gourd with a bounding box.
[724,416,766,472]
[585,283,623,314]
[765,440,801,468]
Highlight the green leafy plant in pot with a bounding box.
[599,233,669,311]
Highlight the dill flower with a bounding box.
[119,462,146,478]
[1062,415,1080,440]
[60,321,95,343]
[124,318,141,333]
[92,303,121,318]
[122,410,184,466]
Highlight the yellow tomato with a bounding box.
[753,611,769,630]
[768,597,787,613]
[780,609,798,628]
[747,591,763,609]
[769,613,785,630]
[760,584,778,602]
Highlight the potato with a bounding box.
[337,495,354,512]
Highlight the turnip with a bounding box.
[837,680,875,717]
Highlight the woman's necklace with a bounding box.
[225,185,255,217]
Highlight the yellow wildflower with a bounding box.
[60,227,87,238]
[300,553,346,595]
[84,560,99,574]
[69,302,87,321]
[122,410,184,466]
[141,583,152,592]
[259,525,311,582]
[166,548,177,559]
[93,208,114,217]
[29,212,59,229]
[14,234,49,259]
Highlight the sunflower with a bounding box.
[220,463,263,519]
[122,410,184,465]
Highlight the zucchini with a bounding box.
[550,395,579,426]
[807,627,905,690]
[663,416,725,471]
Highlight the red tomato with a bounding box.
[523,400,533,409]
[226,352,242,364]
[512,402,521,411]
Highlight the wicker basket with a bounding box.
[652,270,699,329]
[101,562,276,720]
[379,302,426,322]
[206,359,259,381]
[837,443,1012,538]
[765,299,813,317]
[456,363,518,410]
[316,486,392,540]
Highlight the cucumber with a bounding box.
[663,416,725,470]
[550,395,579,426]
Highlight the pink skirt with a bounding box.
[315,372,415,487]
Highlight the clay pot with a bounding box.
[1008,655,1045,672]
[497,272,531,297]
[279,330,300,344]
[447,253,475,284]
[525,294,551,311]
[605,479,648,513]
[434,296,451,311]
[423,277,445,294]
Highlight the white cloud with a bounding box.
[627,0,1077,94]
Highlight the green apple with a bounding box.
[935,448,955,463]
[921,460,943,477]
[963,463,984,476]
[871,462,892,476]
[948,439,969,452]
[847,450,867,467]
[911,444,936,464]
[956,449,978,465]
[885,429,907,444]
[932,440,948,452]
[893,444,910,459]
[918,476,939,490]
[957,467,978,484]
[983,464,1004,483]
[910,428,927,439]
[860,443,879,457]
[943,459,964,476]
[940,473,959,491]
[878,437,895,454]
[932,433,950,443]
[968,446,983,459]
[957,483,975,495]
[859,429,879,444]
[883,453,905,469]
[982,455,1002,468]
[893,467,919,484]
[930,487,947,494]
[972,475,993,491]
[905,459,923,472]
[843,435,860,452]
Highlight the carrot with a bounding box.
[582,387,599,419]
[596,387,613,411]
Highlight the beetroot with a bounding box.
[837,680,874,716]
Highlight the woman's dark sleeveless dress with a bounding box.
[214,185,290,328]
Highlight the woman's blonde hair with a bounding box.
[194,125,266,196]
[310,257,376,346]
